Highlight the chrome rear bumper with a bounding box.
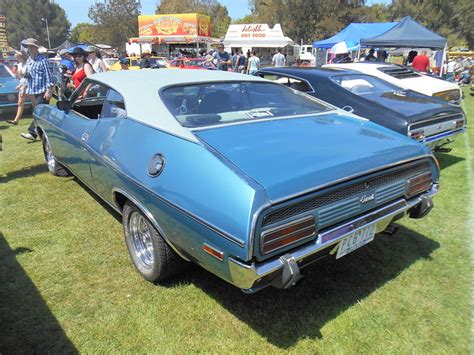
[228,185,439,292]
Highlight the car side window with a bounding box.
[101,89,127,118]
[71,81,109,119]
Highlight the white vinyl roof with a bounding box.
[91,69,267,142]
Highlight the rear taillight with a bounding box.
[406,171,433,198]
[409,129,425,141]
[455,118,465,129]
[261,216,316,255]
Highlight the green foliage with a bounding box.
[390,0,474,48]
[70,23,98,44]
[156,0,231,38]
[0,0,70,48]
[88,0,141,49]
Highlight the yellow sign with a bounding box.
[138,13,211,37]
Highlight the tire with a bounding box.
[122,201,187,283]
[41,134,70,176]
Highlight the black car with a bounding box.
[256,67,466,151]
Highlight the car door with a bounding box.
[87,88,128,201]
[59,80,109,185]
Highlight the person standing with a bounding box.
[7,51,34,125]
[247,51,260,75]
[87,46,107,73]
[364,48,376,62]
[59,48,75,72]
[68,47,94,89]
[412,49,430,73]
[20,38,54,141]
[213,44,231,71]
[139,51,152,69]
[272,48,286,67]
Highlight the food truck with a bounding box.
[127,13,219,57]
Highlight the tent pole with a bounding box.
[357,45,361,61]
[440,44,447,77]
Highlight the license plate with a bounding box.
[336,224,376,259]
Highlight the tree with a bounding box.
[70,23,98,44]
[156,0,231,38]
[390,0,474,48]
[0,0,70,48]
[88,0,141,48]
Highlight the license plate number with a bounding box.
[336,224,376,259]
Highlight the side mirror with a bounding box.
[57,100,71,111]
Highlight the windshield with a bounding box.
[149,58,168,66]
[161,81,331,128]
[331,74,404,97]
[0,65,13,78]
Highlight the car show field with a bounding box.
[0,88,472,352]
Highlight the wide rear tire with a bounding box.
[122,201,187,283]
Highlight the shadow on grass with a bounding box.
[0,233,78,353]
[435,152,464,170]
[0,164,47,183]
[73,177,122,223]
[168,225,439,348]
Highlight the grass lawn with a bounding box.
[0,89,472,353]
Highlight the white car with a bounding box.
[324,62,462,104]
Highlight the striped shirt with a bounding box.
[25,54,54,95]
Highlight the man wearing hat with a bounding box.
[119,57,130,70]
[20,38,54,141]
[59,48,75,72]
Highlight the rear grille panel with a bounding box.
[410,113,464,131]
[0,93,18,103]
[262,160,431,227]
[378,67,420,79]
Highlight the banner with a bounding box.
[138,13,210,38]
[0,13,9,60]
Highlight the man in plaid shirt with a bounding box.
[20,38,54,141]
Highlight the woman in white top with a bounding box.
[7,51,35,125]
[247,51,260,76]
[86,46,107,73]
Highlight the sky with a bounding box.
[56,0,392,28]
[55,0,252,27]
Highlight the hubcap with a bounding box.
[129,212,154,268]
[44,139,56,173]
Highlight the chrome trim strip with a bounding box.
[247,154,436,262]
[408,112,464,128]
[36,115,246,248]
[229,185,439,290]
[424,128,465,143]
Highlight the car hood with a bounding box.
[195,113,428,202]
[363,90,461,123]
[0,76,18,93]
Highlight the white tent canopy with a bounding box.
[223,24,294,48]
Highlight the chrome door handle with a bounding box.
[81,132,89,142]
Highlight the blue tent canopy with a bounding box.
[312,21,398,49]
[360,16,446,49]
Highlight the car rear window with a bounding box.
[331,74,403,96]
[161,81,331,128]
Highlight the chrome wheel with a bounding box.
[129,211,154,268]
[44,138,56,173]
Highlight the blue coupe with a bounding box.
[33,70,439,292]
[0,64,32,117]
[256,67,466,151]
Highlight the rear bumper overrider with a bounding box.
[228,185,439,293]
